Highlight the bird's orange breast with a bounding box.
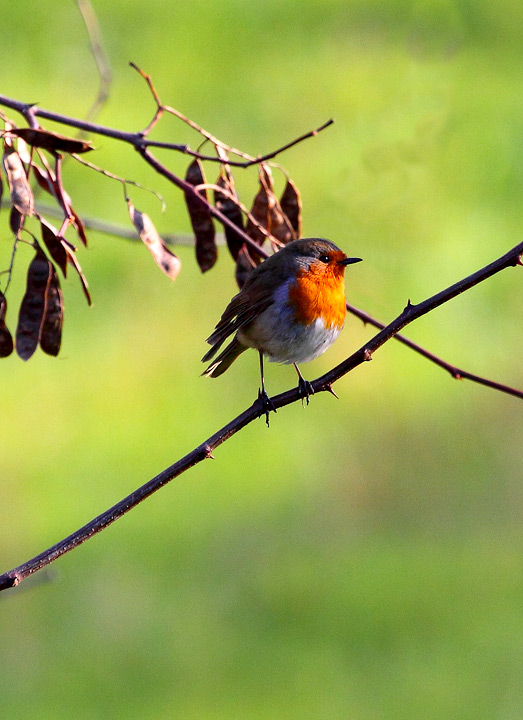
[288,266,347,328]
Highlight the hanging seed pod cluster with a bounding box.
[0,125,93,360]
[0,73,312,360]
[182,156,302,287]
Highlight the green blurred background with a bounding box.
[1,1,522,718]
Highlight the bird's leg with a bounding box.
[257,351,276,426]
[294,363,315,406]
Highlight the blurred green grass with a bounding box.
[1,1,522,718]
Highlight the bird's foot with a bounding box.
[257,388,276,427]
[297,377,315,406]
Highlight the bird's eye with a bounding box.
[318,254,330,264]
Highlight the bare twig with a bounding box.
[0,238,20,293]
[131,60,255,160]
[0,93,332,168]
[346,303,523,400]
[0,239,520,592]
[76,0,113,122]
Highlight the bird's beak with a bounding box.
[338,256,363,266]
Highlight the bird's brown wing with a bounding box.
[202,261,283,362]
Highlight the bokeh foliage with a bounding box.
[1,1,522,718]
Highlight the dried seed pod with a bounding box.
[40,266,64,357]
[71,208,88,247]
[8,127,93,154]
[9,206,24,236]
[213,166,244,261]
[127,200,181,281]
[245,165,276,245]
[40,217,68,277]
[32,164,56,196]
[184,159,217,272]
[279,179,302,238]
[235,244,258,289]
[0,290,14,358]
[268,199,294,245]
[2,148,33,216]
[15,136,32,164]
[15,247,52,361]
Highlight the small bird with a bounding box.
[202,238,362,424]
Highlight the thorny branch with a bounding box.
[2,189,520,400]
[0,55,521,590]
[346,303,523,400]
[0,239,521,592]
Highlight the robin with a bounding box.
[202,237,362,424]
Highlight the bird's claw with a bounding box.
[257,388,276,427]
[298,377,315,406]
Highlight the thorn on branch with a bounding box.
[203,445,215,460]
[325,383,339,399]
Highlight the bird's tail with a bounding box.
[201,338,247,378]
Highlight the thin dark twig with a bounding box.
[250,118,334,163]
[321,242,523,389]
[0,94,332,167]
[1,238,19,293]
[346,303,523,400]
[0,239,520,592]
[129,63,164,136]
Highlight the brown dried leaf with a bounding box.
[0,290,14,358]
[279,179,302,238]
[213,167,245,260]
[40,217,68,277]
[63,244,92,305]
[9,206,24,236]
[245,165,275,245]
[9,127,94,154]
[184,159,217,272]
[268,200,293,245]
[15,247,52,361]
[235,244,259,289]
[127,200,181,281]
[32,164,56,197]
[71,209,88,247]
[40,266,64,357]
[280,180,301,239]
[2,148,34,216]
